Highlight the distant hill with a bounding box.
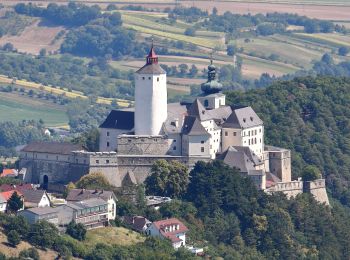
[226,76,350,205]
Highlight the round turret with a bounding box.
[201,59,223,94]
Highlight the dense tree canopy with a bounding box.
[145,160,189,198]
[76,172,113,190]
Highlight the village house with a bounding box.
[66,189,117,220]
[0,193,6,212]
[0,190,24,212]
[57,198,109,229]
[19,207,58,225]
[122,215,151,233]
[21,189,51,208]
[146,218,188,249]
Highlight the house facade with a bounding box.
[19,207,58,225]
[0,194,6,212]
[146,218,188,249]
[22,190,51,208]
[57,198,109,229]
[66,189,117,220]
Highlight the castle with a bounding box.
[19,46,329,204]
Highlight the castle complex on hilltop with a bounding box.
[19,45,329,204]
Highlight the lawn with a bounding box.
[84,227,145,247]
[0,92,69,127]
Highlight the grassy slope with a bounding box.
[0,230,59,259]
[0,91,68,127]
[85,226,145,246]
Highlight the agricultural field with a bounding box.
[0,91,69,127]
[121,10,224,49]
[0,19,66,55]
[182,0,350,20]
[0,74,132,107]
[0,2,348,100]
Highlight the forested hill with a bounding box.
[226,76,350,205]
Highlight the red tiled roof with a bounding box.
[153,218,188,243]
[1,169,16,177]
[1,190,23,201]
[0,184,33,193]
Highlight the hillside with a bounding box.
[226,76,350,205]
[0,230,60,259]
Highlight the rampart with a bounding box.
[304,179,329,205]
[266,178,329,205]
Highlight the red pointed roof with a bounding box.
[136,44,165,74]
[146,45,158,64]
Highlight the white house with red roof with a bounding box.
[146,218,188,249]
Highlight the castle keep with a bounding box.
[19,45,329,204]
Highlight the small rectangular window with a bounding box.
[148,77,151,80]
[173,146,176,150]
[96,160,99,164]
[225,131,228,136]
[107,131,110,137]
[142,77,145,80]
[157,77,159,82]
[106,160,110,164]
[201,140,204,144]
[201,147,204,152]
[233,132,236,136]
[107,142,110,147]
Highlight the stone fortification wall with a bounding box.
[117,135,170,155]
[265,180,303,198]
[71,151,120,185]
[116,155,210,187]
[266,178,330,206]
[19,158,70,184]
[304,179,330,205]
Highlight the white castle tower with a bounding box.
[134,45,167,135]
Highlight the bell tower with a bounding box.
[134,44,167,135]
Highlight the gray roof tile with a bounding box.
[223,107,263,129]
[182,116,210,136]
[22,190,47,204]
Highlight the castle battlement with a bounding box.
[304,178,326,190]
[266,180,303,194]
[71,151,117,157]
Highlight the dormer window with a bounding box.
[250,117,253,121]
[243,118,246,123]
